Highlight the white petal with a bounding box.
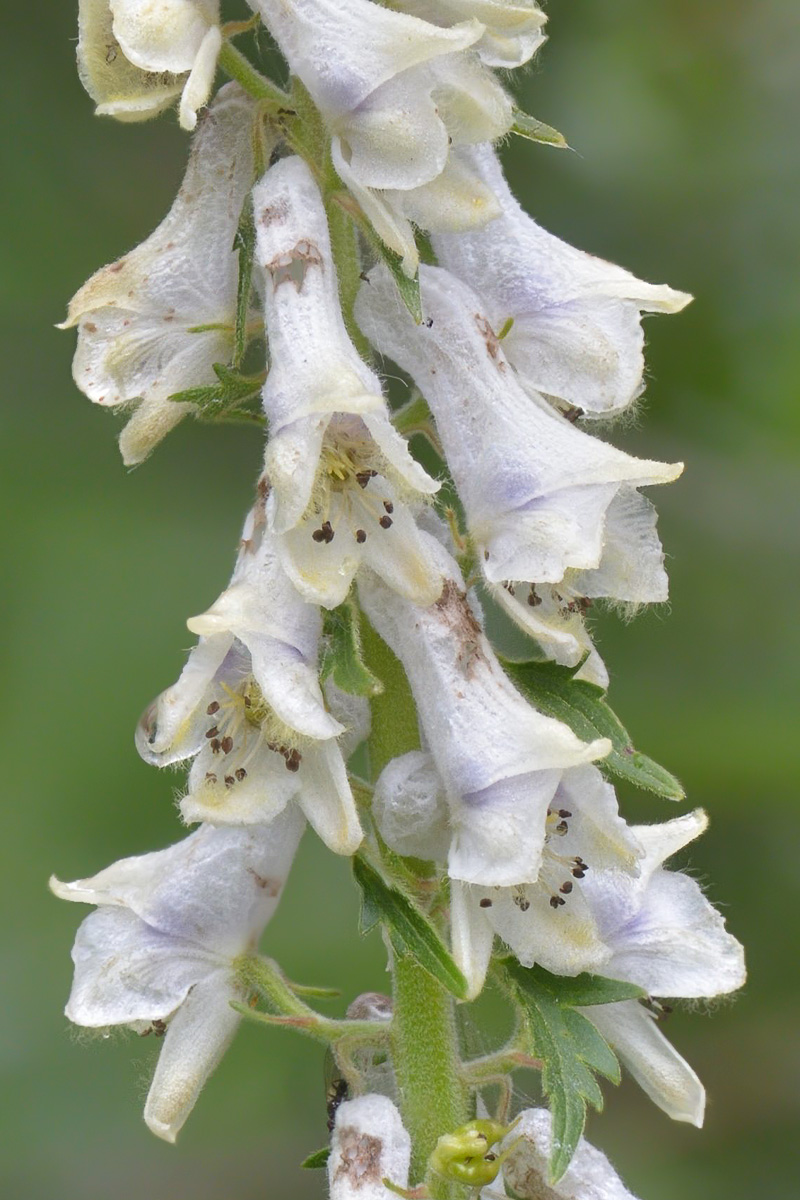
[252,0,482,116]
[373,750,452,861]
[61,85,263,461]
[52,817,305,957]
[355,265,682,587]
[433,143,692,416]
[77,0,184,121]
[632,809,709,881]
[110,0,219,74]
[587,1001,705,1126]
[392,1,547,69]
[502,1106,639,1199]
[330,138,420,275]
[360,493,445,607]
[293,740,364,855]
[448,766,564,887]
[144,969,240,1142]
[428,51,513,144]
[178,23,222,131]
[359,537,609,886]
[450,881,494,999]
[340,73,449,191]
[135,633,234,765]
[569,488,670,604]
[277,491,365,609]
[480,879,609,977]
[180,741,304,827]
[186,508,340,740]
[255,157,384,431]
[603,869,746,999]
[387,151,501,235]
[323,680,372,761]
[329,1095,411,1200]
[62,906,219,1026]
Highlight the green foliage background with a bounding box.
[2,2,797,1196]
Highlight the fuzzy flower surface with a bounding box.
[250,0,510,272]
[434,143,692,418]
[77,0,222,129]
[498,1107,639,1200]
[254,155,442,608]
[50,810,304,1142]
[60,85,265,464]
[328,1095,411,1200]
[356,263,681,673]
[136,500,363,855]
[359,534,611,889]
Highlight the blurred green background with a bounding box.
[2,1,798,1196]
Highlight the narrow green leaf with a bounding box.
[301,1147,331,1170]
[320,598,383,697]
[503,658,685,800]
[511,108,569,149]
[168,362,265,425]
[499,959,627,1181]
[233,194,256,368]
[372,242,423,324]
[353,855,468,1000]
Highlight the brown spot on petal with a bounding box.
[333,1128,383,1186]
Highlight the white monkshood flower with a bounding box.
[50,811,304,1142]
[392,0,547,68]
[250,0,510,273]
[496,1107,639,1200]
[434,143,692,418]
[60,85,264,465]
[329,1095,411,1200]
[579,810,746,1127]
[374,759,641,997]
[253,155,442,608]
[77,0,222,130]
[355,265,682,669]
[136,499,363,856]
[359,534,611,891]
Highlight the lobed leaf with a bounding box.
[353,855,468,1001]
[232,193,257,368]
[168,362,265,424]
[499,960,638,1180]
[503,658,685,800]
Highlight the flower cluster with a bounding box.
[55,2,744,1194]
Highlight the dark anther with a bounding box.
[355,529,367,543]
[556,820,569,835]
[224,775,235,788]
[220,736,233,754]
[560,881,573,894]
[206,701,220,715]
[383,500,394,514]
[205,726,219,739]
[379,515,393,529]
[210,738,221,753]
[205,772,217,783]
[572,867,586,879]
[479,898,493,909]
[558,809,572,818]
[285,748,302,772]
[549,895,566,909]
[356,469,378,488]
[235,767,247,781]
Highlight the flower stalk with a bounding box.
[54,3,744,1196]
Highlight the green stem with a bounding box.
[218,41,293,113]
[392,958,469,1194]
[360,615,421,777]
